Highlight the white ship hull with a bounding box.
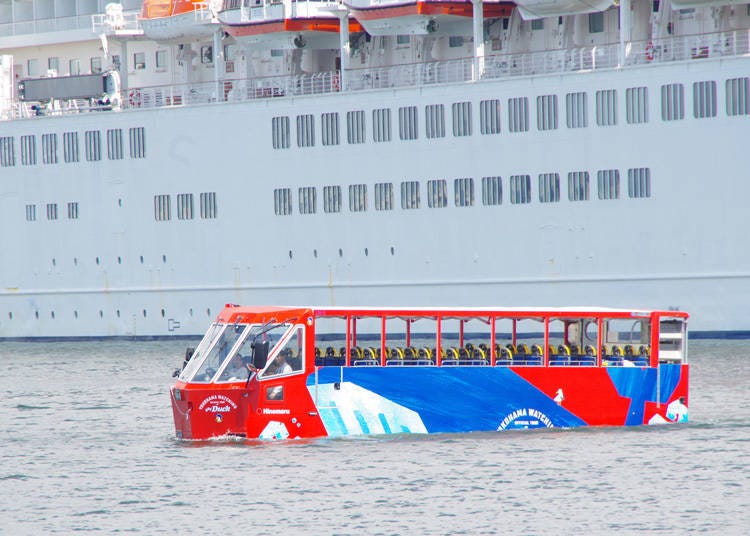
[1,49,748,338]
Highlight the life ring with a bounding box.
[128,89,142,107]
[645,41,655,61]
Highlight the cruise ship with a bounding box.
[0,0,748,340]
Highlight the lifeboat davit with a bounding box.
[343,0,514,37]
[140,0,220,41]
[219,0,363,50]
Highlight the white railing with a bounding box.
[5,29,749,119]
[0,15,95,37]
[122,70,340,110]
[91,10,142,35]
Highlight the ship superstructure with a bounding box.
[0,0,748,339]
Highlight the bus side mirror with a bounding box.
[252,340,269,370]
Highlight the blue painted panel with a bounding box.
[309,367,585,433]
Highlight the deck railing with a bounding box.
[4,29,749,120]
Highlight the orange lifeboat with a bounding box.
[140,0,219,41]
[343,0,513,37]
[218,1,362,50]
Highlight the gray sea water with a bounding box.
[1,339,748,535]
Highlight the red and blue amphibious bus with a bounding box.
[170,305,689,440]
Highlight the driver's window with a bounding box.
[191,324,246,383]
[263,326,304,378]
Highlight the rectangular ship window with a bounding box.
[482,176,502,205]
[400,181,420,209]
[273,188,292,216]
[479,99,501,134]
[177,193,194,220]
[296,114,315,147]
[63,132,79,163]
[589,12,604,33]
[661,83,684,121]
[299,187,317,214]
[538,173,560,203]
[272,116,290,149]
[597,169,620,200]
[568,171,590,201]
[626,87,648,124]
[46,203,58,220]
[566,92,588,128]
[67,202,79,220]
[323,185,342,213]
[25,204,36,221]
[129,127,146,158]
[349,184,367,212]
[628,168,651,198]
[0,136,16,167]
[85,130,101,161]
[536,95,558,131]
[693,80,717,119]
[107,129,123,160]
[154,195,171,221]
[452,101,472,137]
[347,110,366,144]
[596,89,617,126]
[373,108,392,142]
[20,135,36,166]
[508,97,529,132]
[399,106,418,140]
[510,175,531,204]
[374,182,394,210]
[726,77,749,116]
[200,192,217,218]
[454,178,474,207]
[42,133,58,164]
[321,112,340,146]
[427,179,447,208]
[425,104,445,139]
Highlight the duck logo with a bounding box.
[199,394,237,418]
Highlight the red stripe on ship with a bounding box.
[224,18,363,37]
[348,1,513,21]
